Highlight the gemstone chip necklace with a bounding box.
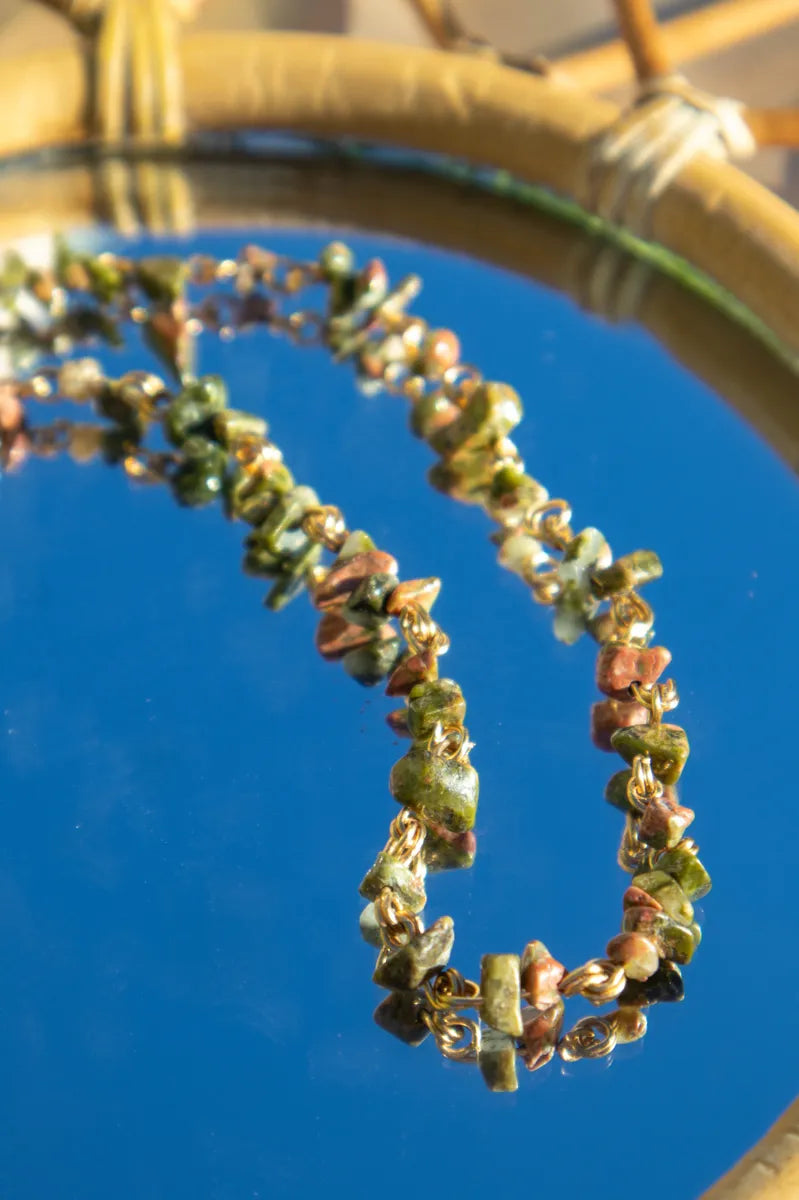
[0,238,710,1091]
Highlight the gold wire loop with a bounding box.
[382,361,438,402]
[301,505,349,551]
[527,550,563,605]
[439,1014,481,1061]
[384,808,427,866]
[523,498,574,551]
[558,1015,618,1062]
[626,754,663,813]
[233,437,283,473]
[441,363,483,402]
[609,590,654,644]
[618,812,657,873]
[652,837,699,867]
[421,1008,482,1061]
[375,886,424,948]
[427,722,474,763]
[425,968,482,1011]
[559,959,627,1004]
[399,602,450,657]
[630,679,679,725]
[122,453,168,483]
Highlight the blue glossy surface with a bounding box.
[0,228,796,1199]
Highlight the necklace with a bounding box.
[0,237,710,1093]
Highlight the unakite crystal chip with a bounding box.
[373,989,429,1046]
[610,723,690,785]
[655,847,712,900]
[358,851,426,913]
[622,906,699,965]
[428,381,523,455]
[591,550,663,596]
[390,746,478,832]
[372,916,454,991]
[632,870,694,925]
[619,961,684,1007]
[478,1027,518,1093]
[406,679,466,741]
[480,953,523,1038]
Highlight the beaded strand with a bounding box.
[0,240,710,1089]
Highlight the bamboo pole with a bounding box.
[612,0,672,81]
[745,107,799,148]
[700,1095,799,1200]
[559,0,799,93]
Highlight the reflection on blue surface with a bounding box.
[0,227,796,1200]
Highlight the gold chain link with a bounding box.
[559,958,627,1004]
[609,590,654,645]
[630,679,679,725]
[558,1015,618,1062]
[384,808,427,867]
[427,722,474,763]
[424,968,482,1011]
[420,1008,482,1061]
[626,754,663,812]
[399,601,450,657]
[375,886,424,948]
[618,812,659,873]
[523,498,574,551]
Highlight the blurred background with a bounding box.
[0,0,797,198]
